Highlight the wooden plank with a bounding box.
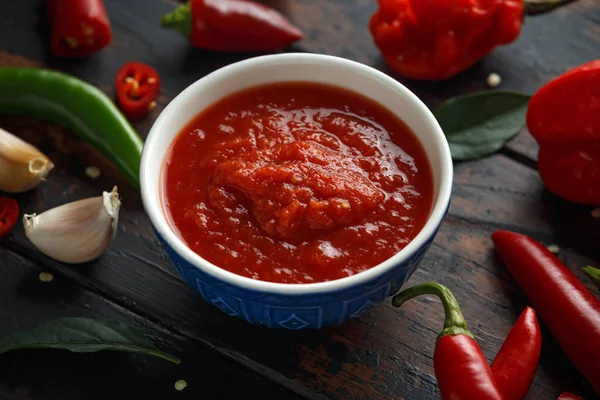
[4,150,599,399]
[1,0,600,399]
[0,248,304,400]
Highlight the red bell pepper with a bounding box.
[160,0,303,52]
[47,0,112,58]
[393,283,504,400]
[492,230,600,395]
[115,62,161,120]
[490,307,542,400]
[526,60,600,205]
[0,197,19,239]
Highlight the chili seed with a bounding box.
[39,272,54,283]
[81,23,94,36]
[148,101,157,111]
[174,380,187,391]
[147,77,157,84]
[64,37,79,48]
[85,166,101,179]
[486,73,502,88]
[547,244,560,254]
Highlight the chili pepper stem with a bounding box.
[392,283,474,340]
[583,266,600,290]
[160,4,192,38]
[524,0,579,16]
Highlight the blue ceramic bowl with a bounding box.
[140,53,453,330]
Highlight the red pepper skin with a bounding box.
[115,62,160,120]
[526,60,600,205]
[490,307,542,400]
[393,283,504,400]
[161,0,303,53]
[369,0,523,80]
[435,334,504,400]
[492,230,600,395]
[0,197,19,239]
[47,0,112,58]
[558,393,585,400]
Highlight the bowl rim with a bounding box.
[140,52,453,295]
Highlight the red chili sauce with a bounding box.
[162,82,434,284]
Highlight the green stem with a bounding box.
[160,3,193,38]
[392,283,474,340]
[524,0,579,16]
[582,266,600,290]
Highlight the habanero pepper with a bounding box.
[526,60,600,205]
[490,307,542,400]
[160,0,304,52]
[392,283,504,400]
[492,230,600,395]
[369,0,579,81]
[115,62,161,120]
[0,197,19,239]
[47,0,112,58]
[0,68,143,191]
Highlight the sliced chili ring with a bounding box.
[115,62,160,120]
[0,197,19,239]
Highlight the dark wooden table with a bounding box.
[1,1,599,399]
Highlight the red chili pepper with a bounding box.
[47,0,112,58]
[393,283,504,400]
[490,307,542,400]
[160,0,304,52]
[115,62,160,120]
[0,197,19,239]
[526,60,600,205]
[492,230,600,395]
[558,393,585,400]
[368,0,524,80]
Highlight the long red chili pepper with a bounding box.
[392,283,504,400]
[47,0,112,58]
[160,0,304,52]
[492,230,600,395]
[490,307,542,400]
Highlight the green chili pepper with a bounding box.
[0,68,143,190]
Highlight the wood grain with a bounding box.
[1,0,599,399]
[0,249,303,400]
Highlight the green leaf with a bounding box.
[434,90,531,161]
[583,266,600,290]
[0,317,180,364]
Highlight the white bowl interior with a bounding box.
[141,53,453,294]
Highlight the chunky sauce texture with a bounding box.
[163,83,433,284]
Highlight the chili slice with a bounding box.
[47,0,112,58]
[115,62,160,120]
[0,197,19,239]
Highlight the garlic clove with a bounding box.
[0,127,54,193]
[23,186,121,264]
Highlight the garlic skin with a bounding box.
[0,127,54,193]
[23,187,121,264]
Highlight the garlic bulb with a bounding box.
[0,127,54,193]
[23,187,121,264]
